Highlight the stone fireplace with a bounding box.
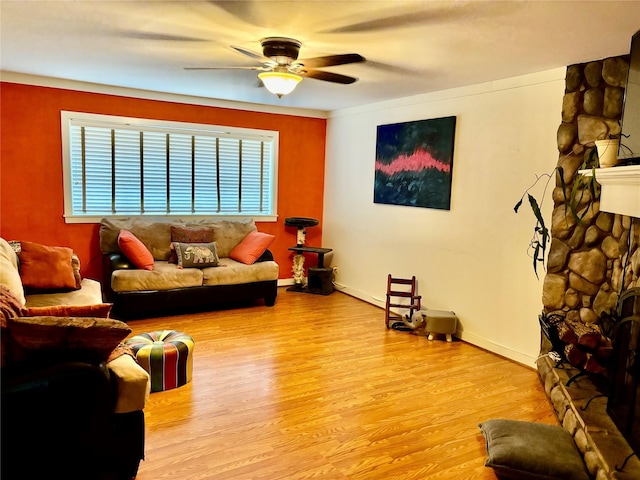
[536,54,640,480]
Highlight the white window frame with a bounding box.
[61,111,279,223]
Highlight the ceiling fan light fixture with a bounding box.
[258,72,302,98]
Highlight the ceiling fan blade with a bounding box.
[231,45,271,63]
[320,11,440,33]
[298,53,365,68]
[319,3,499,34]
[184,66,268,71]
[117,30,208,42]
[300,69,358,85]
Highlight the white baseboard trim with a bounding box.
[277,278,296,287]
[455,331,537,369]
[327,282,537,369]
[332,282,386,308]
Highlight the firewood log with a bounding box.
[565,343,587,368]
[557,321,578,344]
[596,336,614,359]
[583,354,607,375]
[565,318,602,350]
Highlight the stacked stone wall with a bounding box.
[537,53,640,480]
[542,55,639,329]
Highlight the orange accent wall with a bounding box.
[0,82,326,283]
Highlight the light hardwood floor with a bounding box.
[126,288,557,480]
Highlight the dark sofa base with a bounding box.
[110,280,278,320]
[1,360,145,480]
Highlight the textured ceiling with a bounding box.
[1,1,639,113]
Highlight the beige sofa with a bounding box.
[99,216,280,320]
[0,236,150,412]
[0,237,102,309]
[0,237,150,479]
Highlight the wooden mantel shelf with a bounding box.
[579,165,640,218]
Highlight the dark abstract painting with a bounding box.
[374,116,456,210]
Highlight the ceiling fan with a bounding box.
[185,37,365,97]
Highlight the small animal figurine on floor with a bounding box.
[402,310,426,330]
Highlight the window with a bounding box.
[61,111,278,223]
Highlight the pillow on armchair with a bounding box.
[19,241,79,291]
[25,304,113,318]
[6,316,131,363]
[9,240,82,290]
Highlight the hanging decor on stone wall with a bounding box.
[374,116,456,210]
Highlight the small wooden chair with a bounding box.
[385,274,422,329]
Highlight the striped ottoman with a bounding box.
[125,330,194,392]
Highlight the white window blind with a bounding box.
[62,111,278,222]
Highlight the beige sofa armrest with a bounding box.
[107,354,151,413]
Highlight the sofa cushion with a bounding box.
[100,217,173,260]
[99,217,257,260]
[164,218,256,258]
[25,278,104,308]
[7,315,131,362]
[19,241,78,291]
[25,303,112,318]
[0,238,25,307]
[191,218,257,257]
[169,226,215,263]
[202,257,279,286]
[173,241,220,269]
[118,230,154,270]
[229,231,275,265]
[478,419,590,480]
[111,261,204,293]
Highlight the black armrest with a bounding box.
[256,249,274,263]
[109,252,134,271]
[2,360,112,401]
[1,360,116,478]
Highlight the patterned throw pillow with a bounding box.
[169,226,214,263]
[173,242,219,269]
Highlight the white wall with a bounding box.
[323,68,566,366]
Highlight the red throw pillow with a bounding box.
[19,241,77,290]
[25,303,113,319]
[11,241,81,290]
[118,230,154,270]
[229,231,275,265]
